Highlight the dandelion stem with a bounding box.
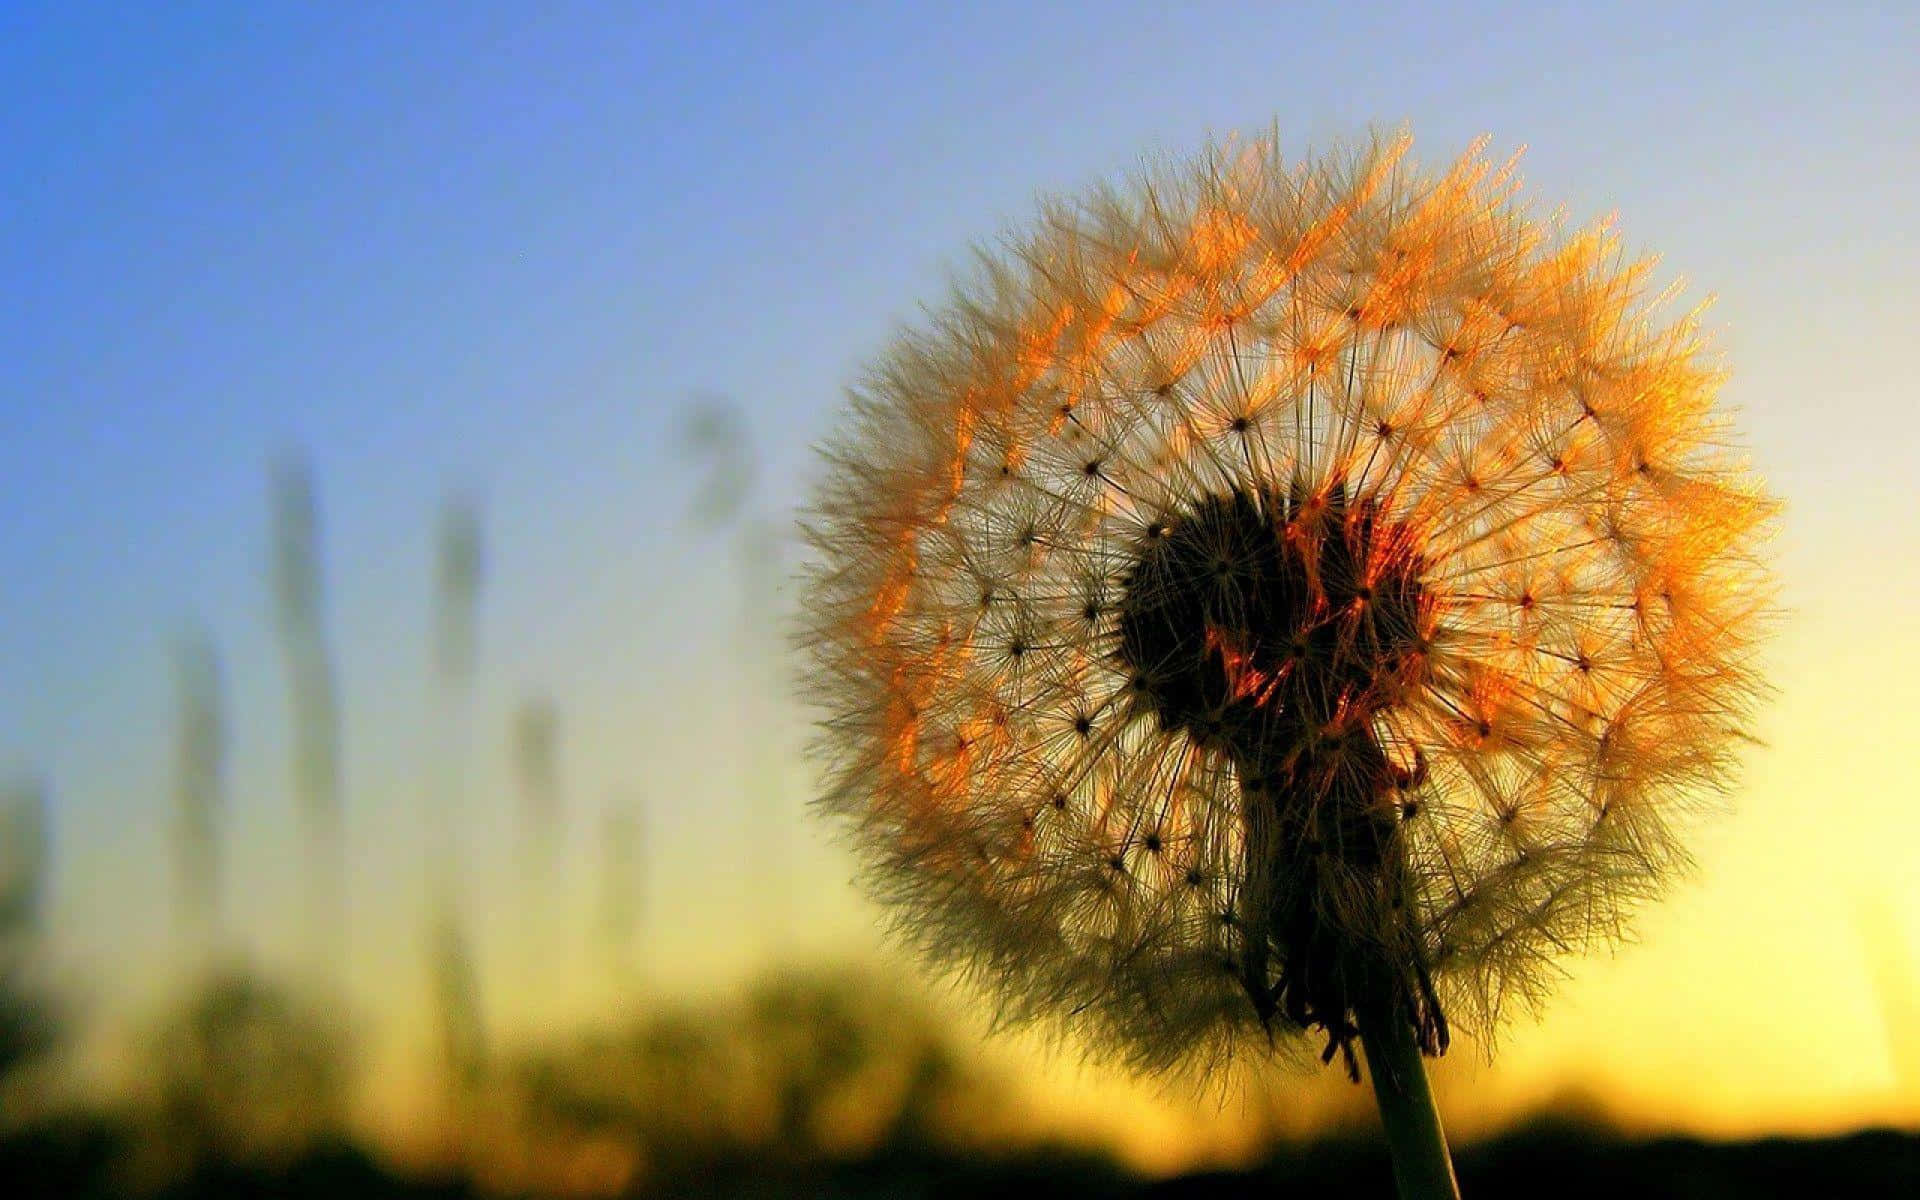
[1359,993,1460,1200]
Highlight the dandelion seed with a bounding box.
[800,129,1775,1197]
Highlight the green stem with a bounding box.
[1358,996,1460,1200]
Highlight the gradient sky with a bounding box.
[4,0,1919,1162]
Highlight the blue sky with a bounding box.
[3,0,1919,1139]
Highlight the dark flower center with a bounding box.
[1115,479,1447,1073]
[1116,480,1429,758]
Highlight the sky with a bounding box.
[3,0,1919,1166]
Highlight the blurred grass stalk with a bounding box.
[513,696,562,881]
[599,791,642,994]
[0,779,49,946]
[1,778,52,1095]
[428,493,490,1159]
[430,494,483,895]
[269,455,345,988]
[513,694,562,1008]
[682,398,787,958]
[1856,895,1920,1121]
[170,629,226,965]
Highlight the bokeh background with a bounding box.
[3,2,1918,1195]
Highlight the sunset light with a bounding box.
[2,4,1917,1198]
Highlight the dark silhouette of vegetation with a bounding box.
[0,780,54,1088]
[2,445,1908,1200]
[169,630,227,962]
[134,968,354,1184]
[4,1078,1918,1198]
[268,455,347,986]
[1143,1121,1920,1200]
[503,966,1014,1193]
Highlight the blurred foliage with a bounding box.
[26,947,1910,1199]
[0,980,51,1095]
[501,965,1005,1193]
[429,908,489,1104]
[1,780,54,1090]
[5,444,1914,1198]
[134,967,353,1183]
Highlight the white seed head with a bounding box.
[799,130,1776,1078]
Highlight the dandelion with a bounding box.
[800,130,1775,1196]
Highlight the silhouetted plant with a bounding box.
[799,129,1777,1197]
[433,495,484,688]
[423,492,491,1160]
[169,629,226,960]
[682,398,792,954]
[506,966,998,1191]
[0,779,54,1090]
[427,490,485,894]
[512,694,563,950]
[140,968,352,1179]
[428,908,488,1103]
[597,791,643,992]
[268,455,346,986]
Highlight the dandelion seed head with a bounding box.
[800,129,1776,1079]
